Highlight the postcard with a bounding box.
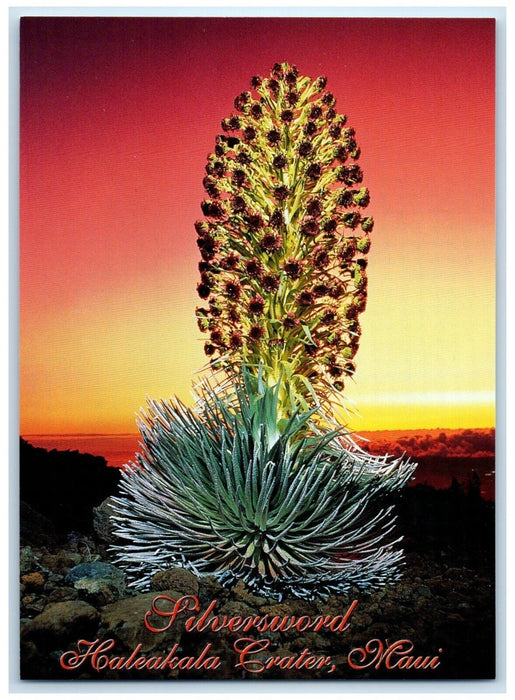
[16,12,501,688]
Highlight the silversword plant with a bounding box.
[111,63,416,600]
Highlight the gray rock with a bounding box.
[65,561,127,604]
[20,546,40,575]
[93,497,119,543]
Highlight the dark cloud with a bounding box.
[360,428,495,459]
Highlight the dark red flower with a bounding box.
[232,169,246,187]
[204,343,216,356]
[306,163,322,181]
[329,282,345,299]
[251,75,262,88]
[225,281,241,300]
[280,109,294,123]
[244,258,263,278]
[313,283,329,297]
[261,273,280,292]
[200,246,216,262]
[338,238,356,262]
[326,108,337,122]
[304,121,317,136]
[220,252,240,270]
[267,129,281,145]
[209,301,222,317]
[321,308,338,325]
[283,312,300,329]
[313,247,330,269]
[322,92,335,106]
[210,329,224,344]
[229,332,243,349]
[237,150,252,165]
[336,189,354,207]
[245,213,264,231]
[234,91,250,111]
[230,195,247,213]
[243,126,257,142]
[337,164,363,185]
[194,220,210,236]
[315,76,327,90]
[329,124,342,139]
[285,70,297,86]
[201,200,225,219]
[282,258,304,279]
[300,218,319,237]
[212,161,226,177]
[269,209,284,228]
[309,105,322,120]
[334,145,348,163]
[286,90,299,106]
[200,271,214,286]
[259,233,282,253]
[306,198,322,218]
[343,212,360,229]
[322,218,338,234]
[228,305,240,322]
[273,154,287,169]
[361,217,374,233]
[272,62,284,78]
[329,363,343,377]
[197,283,211,299]
[249,324,265,342]
[248,294,265,315]
[250,102,263,119]
[274,185,290,201]
[221,115,240,131]
[298,141,313,157]
[297,290,314,306]
[268,78,280,93]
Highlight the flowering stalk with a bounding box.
[110,62,417,600]
[195,62,372,418]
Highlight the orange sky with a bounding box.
[19,16,496,434]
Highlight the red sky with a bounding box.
[19,16,496,434]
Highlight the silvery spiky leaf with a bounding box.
[110,373,416,600]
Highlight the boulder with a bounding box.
[21,600,100,647]
[151,567,199,596]
[65,561,127,605]
[93,497,119,543]
[99,589,187,652]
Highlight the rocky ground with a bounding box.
[19,496,496,682]
[18,439,496,682]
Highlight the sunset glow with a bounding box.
[19,16,496,434]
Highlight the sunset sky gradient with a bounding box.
[19,16,496,434]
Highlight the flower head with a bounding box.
[193,62,373,417]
